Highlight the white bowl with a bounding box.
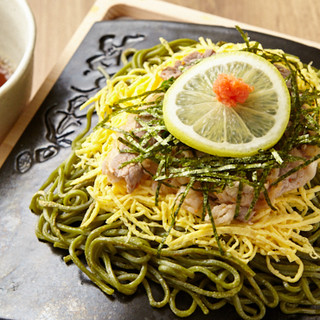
[0,0,36,142]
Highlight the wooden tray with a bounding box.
[1,0,320,168]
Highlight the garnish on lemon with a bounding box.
[163,51,291,157]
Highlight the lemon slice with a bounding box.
[163,51,291,157]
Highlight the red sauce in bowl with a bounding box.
[0,58,13,87]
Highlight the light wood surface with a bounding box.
[1,0,320,167]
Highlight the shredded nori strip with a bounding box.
[97,30,320,251]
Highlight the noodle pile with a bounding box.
[30,32,320,319]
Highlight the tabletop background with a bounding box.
[1,0,319,166]
[26,0,320,96]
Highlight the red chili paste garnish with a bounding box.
[212,73,254,107]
